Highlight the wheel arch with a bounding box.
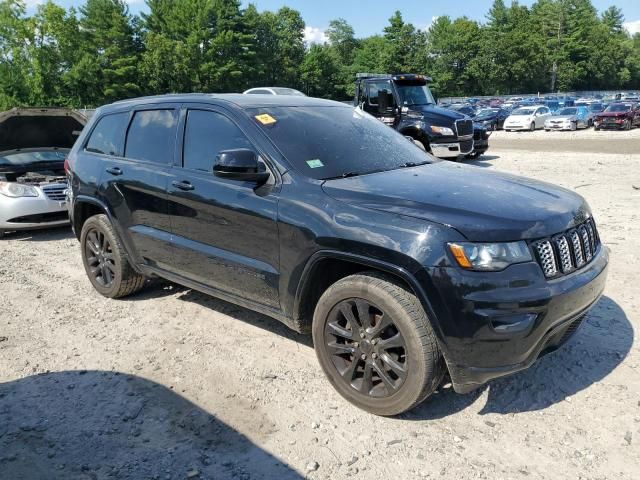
[293,251,445,345]
[72,196,114,240]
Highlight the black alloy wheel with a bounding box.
[324,298,408,398]
[84,228,116,288]
[80,214,146,298]
[313,272,445,416]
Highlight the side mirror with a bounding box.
[213,149,270,184]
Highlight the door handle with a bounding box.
[172,180,195,191]
[106,167,123,176]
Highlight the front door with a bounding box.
[166,107,281,308]
[95,107,178,270]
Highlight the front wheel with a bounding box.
[571,121,577,131]
[80,214,146,298]
[312,272,445,416]
[530,122,535,132]
[625,120,632,131]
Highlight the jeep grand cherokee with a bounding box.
[67,94,608,416]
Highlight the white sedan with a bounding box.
[504,106,552,131]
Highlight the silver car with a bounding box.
[544,106,593,131]
[0,108,86,238]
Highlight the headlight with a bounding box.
[0,182,39,198]
[430,126,455,136]
[448,241,532,271]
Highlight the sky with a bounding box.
[23,0,640,40]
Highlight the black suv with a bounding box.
[68,94,608,416]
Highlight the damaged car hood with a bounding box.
[322,161,591,242]
[0,108,86,154]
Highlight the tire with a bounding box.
[0,230,4,239]
[312,272,445,416]
[80,214,146,298]
[530,122,535,132]
[571,121,577,131]
[595,126,600,131]
[625,120,632,131]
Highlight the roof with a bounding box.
[110,93,344,109]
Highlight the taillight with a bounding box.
[64,158,70,176]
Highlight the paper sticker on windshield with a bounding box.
[306,159,324,169]
[255,113,277,125]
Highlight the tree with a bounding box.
[0,0,29,108]
[300,43,340,98]
[69,0,140,105]
[601,5,625,35]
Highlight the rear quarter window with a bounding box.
[85,112,129,156]
[125,109,178,165]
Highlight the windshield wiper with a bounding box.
[323,171,361,180]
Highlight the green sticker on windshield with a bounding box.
[306,159,324,169]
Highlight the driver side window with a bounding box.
[183,110,255,172]
[367,82,392,106]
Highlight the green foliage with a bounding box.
[0,0,639,108]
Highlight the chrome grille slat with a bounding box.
[534,219,600,278]
[580,226,592,261]
[42,184,67,201]
[535,240,558,277]
[555,236,573,273]
[571,230,585,268]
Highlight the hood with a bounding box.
[322,162,590,242]
[549,115,577,121]
[408,104,466,123]
[597,111,628,118]
[0,108,87,153]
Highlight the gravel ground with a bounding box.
[1,131,639,480]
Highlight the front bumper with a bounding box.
[595,120,626,130]
[0,185,69,231]
[545,122,573,130]
[431,140,474,159]
[424,245,609,393]
[504,123,531,131]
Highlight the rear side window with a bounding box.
[183,110,254,172]
[85,112,128,156]
[125,109,178,165]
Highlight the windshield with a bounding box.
[512,108,535,116]
[395,82,435,106]
[0,150,67,167]
[605,104,631,113]
[590,104,604,112]
[557,108,577,116]
[475,109,498,119]
[248,106,434,180]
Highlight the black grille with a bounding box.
[532,218,600,278]
[558,315,586,345]
[455,119,473,138]
[42,183,68,201]
[459,140,474,154]
[7,212,69,224]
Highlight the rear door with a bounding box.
[166,105,281,308]
[98,104,179,270]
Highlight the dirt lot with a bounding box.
[1,130,639,480]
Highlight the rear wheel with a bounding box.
[0,230,4,239]
[312,272,445,416]
[80,214,146,298]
